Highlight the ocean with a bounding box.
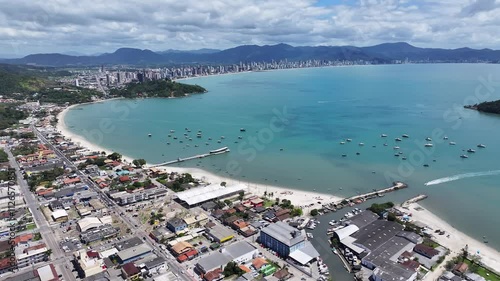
[64,64,500,250]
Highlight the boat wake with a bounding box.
[317,101,333,104]
[425,170,500,186]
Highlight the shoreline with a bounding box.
[56,103,344,212]
[400,202,500,273]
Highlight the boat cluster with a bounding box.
[306,218,320,230]
[159,127,247,147]
[317,258,330,279]
[339,133,487,165]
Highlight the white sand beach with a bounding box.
[401,203,500,273]
[160,166,343,212]
[56,101,135,164]
[56,104,343,212]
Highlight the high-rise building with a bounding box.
[137,72,144,83]
[106,74,110,86]
[75,79,79,87]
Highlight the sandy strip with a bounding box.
[56,100,135,164]
[56,104,343,212]
[400,203,500,272]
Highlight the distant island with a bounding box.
[110,79,206,98]
[464,100,500,114]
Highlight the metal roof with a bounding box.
[223,241,257,259]
[175,184,247,206]
[261,221,305,247]
[117,243,152,262]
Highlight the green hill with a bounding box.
[476,100,500,114]
[0,64,52,95]
[110,79,206,98]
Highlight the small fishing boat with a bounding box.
[477,144,486,148]
[394,146,400,150]
[381,134,387,138]
[426,137,432,141]
[402,134,409,138]
[359,143,364,146]
[148,134,152,137]
[395,138,402,142]
[425,143,433,147]
[240,128,246,132]
[340,141,345,145]
[460,155,468,158]
[467,149,475,153]
[449,142,456,145]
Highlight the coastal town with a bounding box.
[1,88,500,281]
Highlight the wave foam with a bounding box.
[425,170,500,186]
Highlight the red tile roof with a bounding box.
[122,262,140,276]
[203,268,222,281]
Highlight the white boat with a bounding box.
[148,134,152,137]
[449,142,456,145]
[443,136,449,140]
[477,144,486,148]
[221,136,225,139]
[346,138,352,142]
[340,141,345,145]
[460,155,469,158]
[425,143,433,147]
[210,147,229,154]
[394,153,400,157]
[426,137,432,141]
[306,233,314,239]
[393,146,400,150]
[402,134,409,138]
[467,149,475,153]
[240,128,246,132]
[395,138,402,142]
[383,143,388,146]
[170,130,175,133]
[359,143,364,146]
[381,134,387,137]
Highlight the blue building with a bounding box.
[166,218,187,233]
[259,221,305,257]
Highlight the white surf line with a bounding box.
[425,170,500,186]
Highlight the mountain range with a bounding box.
[2,42,500,67]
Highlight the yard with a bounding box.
[464,259,500,281]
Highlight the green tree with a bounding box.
[291,208,303,217]
[132,158,146,167]
[310,209,319,216]
[238,191,244,201]
[223,261,244,277]
[107,152,122,160]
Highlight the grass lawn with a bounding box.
[263,199,275,208]
[423,238,440,248]
[464,259,500,281]
[26,223,36,230]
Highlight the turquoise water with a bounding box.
[64,64,500,249]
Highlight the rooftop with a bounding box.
[223,241,257,259]
[117,243,152,262]
[261,221,305,246]
[351,220,404,251]
[175,183,247,206]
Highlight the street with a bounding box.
[32,126,195,281]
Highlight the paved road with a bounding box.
[5,147,76,281]
[33,126,196,281]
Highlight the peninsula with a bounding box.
[110,79,206,98]
[464,99,500,115]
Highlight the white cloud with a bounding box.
[0,0,499,56]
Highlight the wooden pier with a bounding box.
[150,148,230,168]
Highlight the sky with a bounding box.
[0,0,499,58]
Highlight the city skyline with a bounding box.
[0,0,499,57]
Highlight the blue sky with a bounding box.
[0,0,499,57]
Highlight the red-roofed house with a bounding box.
[119,176,130,183]
[14,233,33,245]
[63,177,81,185]
[414,244,439,259]
[203,268,222,281]
[121,262,140,280]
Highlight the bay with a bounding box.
[64,64,500,250]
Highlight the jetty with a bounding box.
[322,181,408,212]
[150,147,230,167]
[401,194,428,208]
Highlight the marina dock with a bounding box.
[150,147,230,167]
[322,181,408,212]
